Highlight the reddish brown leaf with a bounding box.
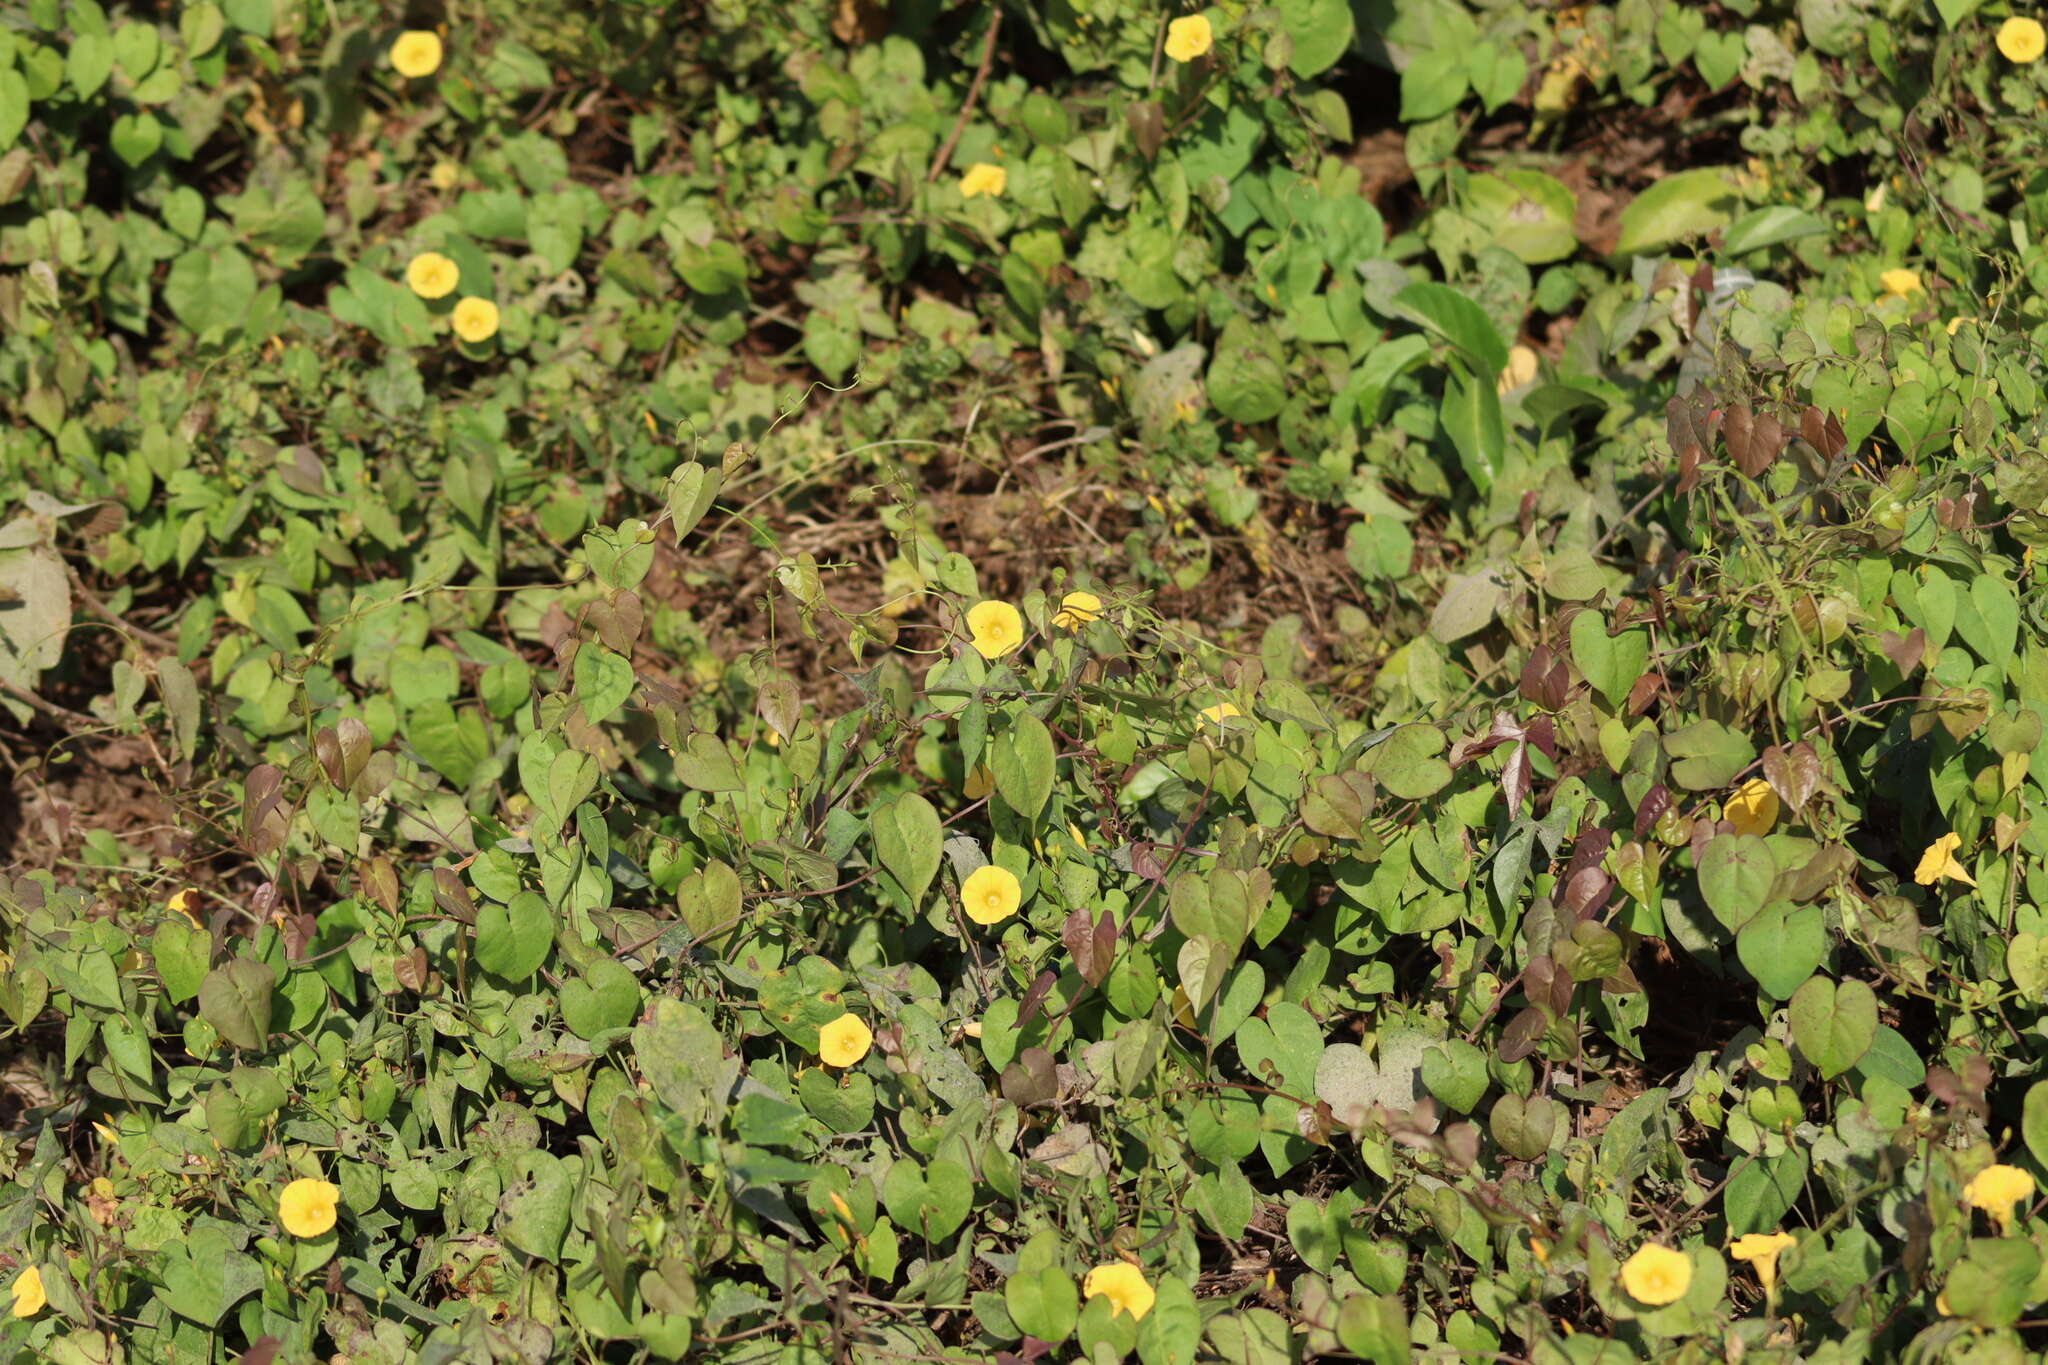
[1881,627,1926,676]
[1633,784,1672,839]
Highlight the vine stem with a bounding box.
[927,7,1003,184]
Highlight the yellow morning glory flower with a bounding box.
[1619,1243,1692,1306]
[818,1013,873,1067]
[1964,1163,2036,1233]
[405,252,459,300]
[961,865,1021,925]
[1729,1231,1797,1296]
[1082,1262,1156,1320]
[1723,777,1779,837]
[1164,14,1214,62]
[451,297,500,343]
[9,1267,45,1319]
[1880,268,1922,298]
[960,163,1007,199]
[1054,591,1103,630]
[1999,16,2046,62]
[278,1178,340,1238]
[1914,832,1976,887]
[966,600,1024,659]
[390,30,444,78]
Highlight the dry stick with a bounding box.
[926,7,1003,184]
[1,678,96,728]
[69,566,178,652]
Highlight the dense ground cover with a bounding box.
[7,0,2048,1360]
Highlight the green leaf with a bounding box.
[1358,725,1450,799]
[1439,364,1503,494]
[1207,317,1287,423]
[798,1067,875,1133]
[1570,610,1649,710]
[109,111,162,166]
[1725,1147,1807,1235]
[1399,48,1469,122]
[499,1151,572,1260]
[197,960,275,1051]
[1489,1092,1558,1159]
[1004,1265,1079,1344]
[152,921,210,1004]
[67,32,114,97]
[1788,976,1877,1079]
[1135,1277,1201,1365]
[163,246,258,337]
[872,792,943,909]
[1277,0,1353,75]
[0,71,30,152]
[1736,903,1826,999]
[993,711,1056,822]
[403,701,489,788]
[1393,281,1509,374]
[1721,206,1828,255]
[672,733,743,792]
[573,644,635,724]
[157,1227,263,1326]
[1697,834,1776,933]
[1956,574,2019,667]
[475,891,554,980]
[1335,1292,1410,1365]
[1612,168,1739,257]
[1945,1237,2040,1328]
[2022,1080,2048,1171]
[665,462,722,543]
[881,1157,974,1241]
[560,959,640,1039]
[1663,720,1757,789]
[1420,1039,1488,1114]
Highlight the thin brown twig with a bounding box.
[926,7,1003,184]
[68,565,178,652]
[1,678,96,728]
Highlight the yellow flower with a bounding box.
[1724,777,1780,837]
[167,887,203,927]
[451,297,500,343]
[963,764,995,800]
[1530,1234,1551,1267]
[390,30,443,78]
[9,1267,44,1318]
[966,600,1024,659]
[1915,832,1977,887]
[1947,316,1977,336]
[1054,591,1103,630]
[1082,1262,1156,1320]
[818,1013,872,1067]
[961,865,1021,925]
[1729,1231,1797,1296]
[1619,1243,1693,1306]
[278,1178,340,1238]
[405,252,459,300]
[960,163,1007,199]
[1199,701,1241,725]
[1999,15,2047,62]
[1164,14,1214,62]
[429,160,463,191]
[1496,344,1539,395]
[1880,268,1922,298]
[1964,1163,2037,1232]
